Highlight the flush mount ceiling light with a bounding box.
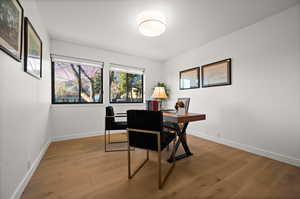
[137,11,166,37]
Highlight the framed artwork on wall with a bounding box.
[201,58,231,87]
[179,67,200,90]
[24,17,43,79]
[0,0,24,61]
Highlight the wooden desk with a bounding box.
[163,112,206,162]
[163,112,206,123]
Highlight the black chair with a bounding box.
[127,110,176,189]
[105,106,128,152]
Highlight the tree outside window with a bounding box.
[110,70,143,103]
[52,61,103,104]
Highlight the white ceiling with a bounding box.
[37,0,300,61]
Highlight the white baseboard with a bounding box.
[52,130,128,142]
[191,132,300,168]
[9,140,51,199]
[52,131,104,142]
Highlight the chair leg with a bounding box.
[105,130,130,152]
[128,137,131,178]
[127,131,176,189]
[158,137,176,189]
[108,130,111,144]
[109,131,128,144]
[128,130,149,179]
[158,154,162,188]
[146,149,149,160]
[104,130,107,152]
[108,130,128,144]
[128,147,149,179]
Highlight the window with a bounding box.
[51,55,103,104]
[109,64,144,103]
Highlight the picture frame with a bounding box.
[0,0,24,61]
[177,97,190,113]
[201,58,231,88]
[179,67,200,90]
[24,17,43,79]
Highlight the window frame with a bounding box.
[51,60,104,104]
[109,70,144,104]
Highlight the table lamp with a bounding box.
[152,87,168,110]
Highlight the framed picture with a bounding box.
[177,97,190,113]
[201,58,231,87]
[179,67,200,90]
[24,17,42,79]
[0,0,24,61]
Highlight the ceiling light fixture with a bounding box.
[137,11,166,37]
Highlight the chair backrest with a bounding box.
[177,98,190,113]
[105,106,115,129]
[106,106,115,117]
[127,110,163,150]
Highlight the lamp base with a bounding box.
[146,100,162,111]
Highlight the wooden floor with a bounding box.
[21,134,300,199]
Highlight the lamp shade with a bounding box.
[152,87,167,99]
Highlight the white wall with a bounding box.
[163,5,300,166]
[50,40,163,141]
[0,0,52,199]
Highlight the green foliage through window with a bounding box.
[110,70,143,103]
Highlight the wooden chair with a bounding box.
[127,110,176,189]
[105,106,127,152]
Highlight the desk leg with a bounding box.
[168,122,193,162]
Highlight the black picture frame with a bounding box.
[179,67,200,90]
[201,58,232,88]
[0,0,24,61]
[24,17,43,79]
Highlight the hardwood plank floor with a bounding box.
[21,134,300,199]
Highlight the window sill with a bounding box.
[51,103,146,109]
[51,104,105,109]
[108,103,146,106]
